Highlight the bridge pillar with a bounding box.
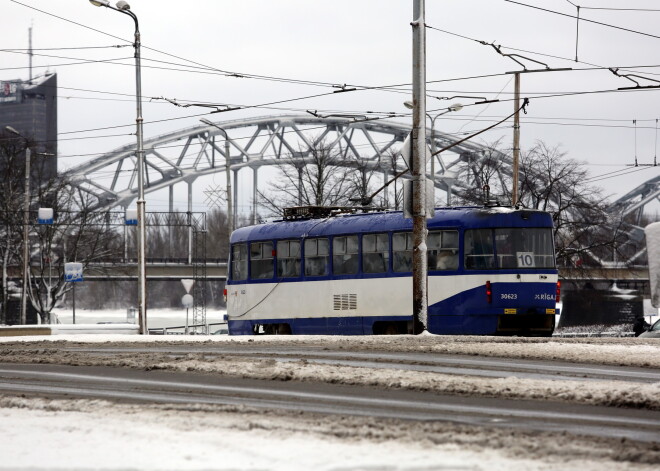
[252,166,258,225]
[188,181,193,265]
[232,168,238,229]
[169,185,174,258]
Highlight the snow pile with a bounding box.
[143,356,660,410]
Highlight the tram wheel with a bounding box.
[276,323,292,335]
[383,323,399,335]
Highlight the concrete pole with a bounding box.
[411,0,428,333]
[429,114,438,206]
[89,0,147,334]
[21,147,30,325]
[512,72,521,206]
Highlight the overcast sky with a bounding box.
[3,0,660,212]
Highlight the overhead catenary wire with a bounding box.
[585,165,654,184]
[503,0,660,41]
[8,0,659,177]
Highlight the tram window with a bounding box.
[464,229,495,270]
[428,230,459,271]
[362,233,390,274]
[494,228,554,268]
[250,241,274,279]
[333,235,359,275]
[393,232,413,272]
[277,240,301,278]
[230,243,248,281]
[304,238,329,277]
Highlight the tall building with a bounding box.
[0,73,58,184]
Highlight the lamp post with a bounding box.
[200,119,233,236]
[403,101,462,202]
[5,126,53,325]
[90,0,147,334]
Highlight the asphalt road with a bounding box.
[63,343,660,383]
[1,362,659,443]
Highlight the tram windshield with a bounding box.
[465,228,554,269]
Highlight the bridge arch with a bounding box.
[62,114,658,266]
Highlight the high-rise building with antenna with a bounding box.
[0,73,58,184]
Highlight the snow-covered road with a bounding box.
[0,334,658,470]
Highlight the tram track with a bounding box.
[1,363,659,443]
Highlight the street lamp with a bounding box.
[90,0,147,334]
[200,119,233,236]
[5,126,53,326]
[404,101,463,204]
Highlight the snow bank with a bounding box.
[144,356,660,410]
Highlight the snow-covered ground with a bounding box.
[1,395,657,471]
[1,331,659,469]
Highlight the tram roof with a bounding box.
[230,206,553,243]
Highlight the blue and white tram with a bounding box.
[225,206,560,336]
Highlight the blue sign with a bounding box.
[64,262,83,282]
[125,208,138,226]
[38,208,54,224]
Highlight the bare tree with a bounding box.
[0,129,28,323]
[27,187,124,323]
[258,138,359,216]
[0,130,127,323]
[456,140,626,269]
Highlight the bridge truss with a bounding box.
[62,114,658,268]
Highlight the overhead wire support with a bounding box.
[485,42,569,204]
[305,110,398,122]
[609,68,660,90]
[159,97,241,114]
[433,95,500,105]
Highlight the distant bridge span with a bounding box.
[61,114,658,268]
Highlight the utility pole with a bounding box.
[411,0,428,334]
[21,147,31,326]
[512,72,521,206]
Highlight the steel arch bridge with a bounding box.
[63,114,500,218]
[62,114,658,266]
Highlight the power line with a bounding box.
[504,0,660,41]
[1,45,130,51]
[426,24,660,78]
[585,166,656,184]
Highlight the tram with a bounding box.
[225,205,559,336]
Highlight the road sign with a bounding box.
[125,208,138,226]
[64,262,83,282]
[37,208,54,224]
